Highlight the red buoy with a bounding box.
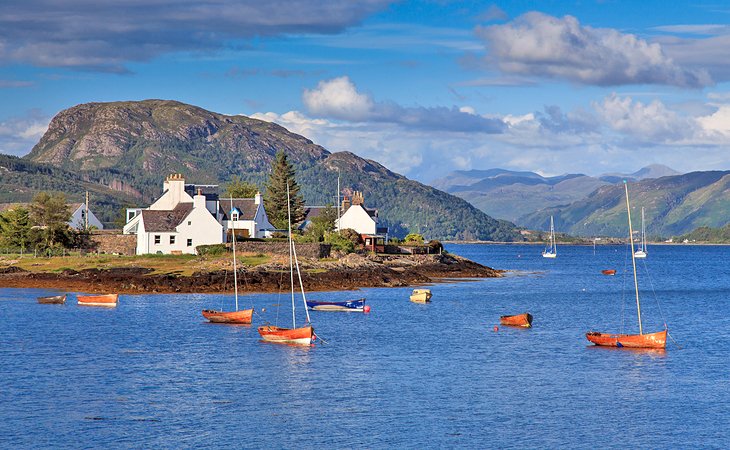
[493,326,499,332]
[363,305,371,313]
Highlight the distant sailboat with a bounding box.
[542,216,557,258]
[634,207,648,259]
[586,182,667,349]
[257,184,315,345]
[202,198,254,324]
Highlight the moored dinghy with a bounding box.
[77,294,119,307]
[410,289,432,303]
[601,269,616,276]
[500,312,533,328]
[306,298,366,312]
[202,309,254,323]
[37,294,67,304]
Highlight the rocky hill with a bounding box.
[518,171,730,237]
[18,99,521,240]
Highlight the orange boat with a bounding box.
[77,294,118,307]
[601,269,616,276]
[500,312,533,328]
[202,308,254,324]
[258,325,314,345]
[586,329,667,349]
[586,182,668,350]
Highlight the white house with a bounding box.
[221,193,275,239]
[68,203,104,230]
[335,191,388,238]
[123,174,274,254]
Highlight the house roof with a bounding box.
[220,198,258,221]
[141,203,194,232]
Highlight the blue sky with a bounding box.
[2,0,730,182]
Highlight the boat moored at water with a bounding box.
[77,294,119,307]
[306,298,366,312]
[202,308,253,323]
[410,289,432,303]
[37,294,67,304]
[601,269,616,276]
[500,312,533,328]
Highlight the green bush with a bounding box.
[404,233,425,244]
[325,232,355,253]
[196,243,228,256]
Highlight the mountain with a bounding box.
[17,99,521,241]
[431,168,610,222]
[518,171,730,237]
[598,164,680,183]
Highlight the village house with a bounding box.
[335,191,389,252]
[123,174,274,254]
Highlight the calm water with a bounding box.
[1,244,728,448]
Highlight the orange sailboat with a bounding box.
[586,181,667,349]
[257,183,314,346]
[202,197,253,324]
[78,293,119,307]
[500,312,533,328]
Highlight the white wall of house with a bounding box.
[336,205,377,235]
[68,204,104,230]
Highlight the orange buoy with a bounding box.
[493,326,499,332]
[363,305,371,313]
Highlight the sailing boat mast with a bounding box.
[641,207,646,252]
[624,181,643,335]
[230,197,239,312]
[286,182,311,327]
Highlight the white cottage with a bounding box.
[68,203,104,230]
[123,174,274,254]
[335,191,388,239]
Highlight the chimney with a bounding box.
[341,196,351,212]
[163,173,186,205]
[194,188,206,209]
[254,191,262,205]
[352,191,364,206]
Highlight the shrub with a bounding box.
[404,233,425,244]
[196,243,228,256]
[325,232,355,253]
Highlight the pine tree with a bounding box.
[0,207,33,251]
[29,192,71,248]
[265,151,306,229]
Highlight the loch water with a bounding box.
[1,244,729,448]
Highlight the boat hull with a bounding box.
[258,325,313,345]
[601,269,616,276]
[542,252,556,258]
[202,308,254,324]
[37,294,67,304]
[410,289,432,303]
[634,251,647,258]
[500,312,533,328]
[585,329,667,349]
[306,298,365,312]
[77,294,118,307]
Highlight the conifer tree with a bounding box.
[29,192,71,248]
[265,151,305,229]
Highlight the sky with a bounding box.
[2,0,730,183]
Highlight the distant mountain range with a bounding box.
[430,165,680,223]
[3,99,521,241]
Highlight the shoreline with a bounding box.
[0,253,502,295]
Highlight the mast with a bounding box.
[624,181,643,335]
[85,191,89,231]
[230,197,239,311]
[641,207,646,252]
[550,216,556,253]
[286,183,296,328]
[337,170,341,235]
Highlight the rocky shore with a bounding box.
[0,253,502,294]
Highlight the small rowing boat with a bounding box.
[37,294,67,304]
[410,289,432,303]
[306,298,365,312]
[500,312,533,328]
[258,325,314,346]
[202,308,254,323]
[601,269,616,276]
[77,294,119,307]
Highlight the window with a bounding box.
[170,236,176,245]
[154,235,160,244]
[187,221,191,226]
[187,239,193,247]
[232,212,239,221]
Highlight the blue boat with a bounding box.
[306,298,366,312]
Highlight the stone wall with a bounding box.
[234,241,331,259]
[91,233,137,256]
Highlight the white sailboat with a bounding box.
[542,216,557,258]
[634,207,648,258]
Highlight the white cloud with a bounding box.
[0,112,50,156]
[476,12,711,87]
[303,77,374,121]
